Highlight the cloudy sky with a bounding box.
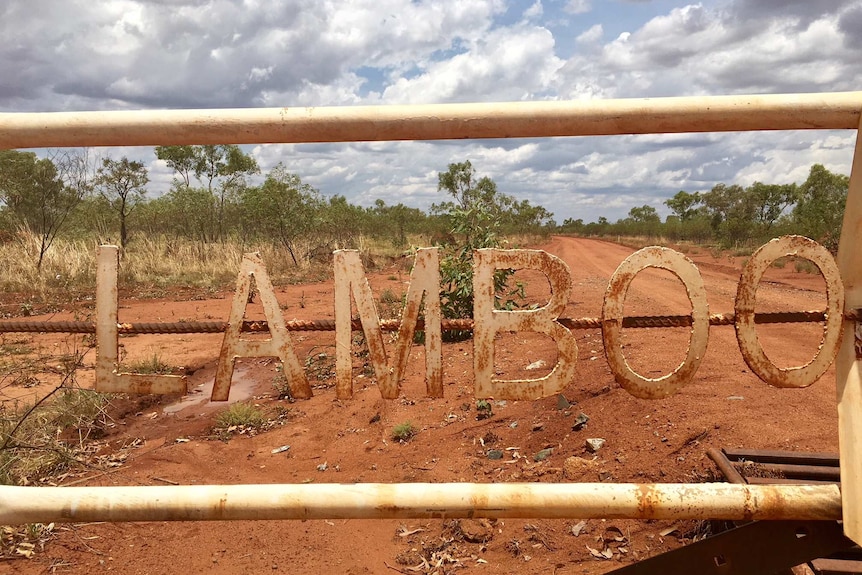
[2,0,861,223]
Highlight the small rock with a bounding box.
[525,359,547,370]
[509,421,518,429]
[726,395,745,401]
[534,448,553,462]
[270,445,290,454]
[531,423,544,432]
[585,438,606,453]
[487,449,504,460]
[557,394,571,409]
[598,470,614,482]
[316,462,328,472]
[572,412,590,431]
[369,413,381,424]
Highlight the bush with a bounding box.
[391,421,417,442]
[214,403,266,430]
[0,388,109,485]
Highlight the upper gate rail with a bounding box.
[1,92,861,150]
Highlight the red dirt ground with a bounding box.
[1,236,839,575]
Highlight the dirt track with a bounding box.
[4,236,840,575]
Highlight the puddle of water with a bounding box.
[163,365,258,414]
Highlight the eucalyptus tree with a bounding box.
[0,149,92,269]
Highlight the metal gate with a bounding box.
[1,92,861,560]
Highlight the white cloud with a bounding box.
[576,23,603,43]
[1,0,859,224]
[524,0,544,20]
[564,0,592,15]
[379,23,564,103]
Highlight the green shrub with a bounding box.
[391,421,417,442]
[215,403,266,429]
[125,351,173,375]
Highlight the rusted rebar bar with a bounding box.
[0,310,840,335]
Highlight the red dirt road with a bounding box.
[4,236,840,575]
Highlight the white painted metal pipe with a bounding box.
[1,483,841,524]
[1,92,860,150]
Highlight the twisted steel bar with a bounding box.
[0,310,842,335]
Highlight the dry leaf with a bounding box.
[571,521,587,537]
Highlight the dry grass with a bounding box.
[0,232,340,296]
[0,233,97,294]
[0,385,110,485]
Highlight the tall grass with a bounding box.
[0,232,97,293]
[0,231,341,296]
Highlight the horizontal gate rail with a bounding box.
[0,482,842,524]
[1,92,860,150]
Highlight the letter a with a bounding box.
[213,253,311,401]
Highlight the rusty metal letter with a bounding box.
[212,253,311,401]
[735,235,844,388]
[334,249,442,399]
[95,245,186,394]
[602,246,709,399]
[473,249,577,400]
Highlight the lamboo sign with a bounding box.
[93,235,844,403]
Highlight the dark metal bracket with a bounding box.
[607,520,854,575]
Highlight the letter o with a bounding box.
[735,236,844,388]
[602,247,709,399]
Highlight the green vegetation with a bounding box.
[1,145,845,302]
[0,148,556,299]
[432,161,540,338]
[391,421,417,442]
[124,352,174,375]
[214,402,266,430]
[559,164,849,253]
[0,387,109,485]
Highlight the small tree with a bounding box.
[792,164,849,252]
[433,161,525,333]
[664,191,701,222]
[242,164,323,264]
[0,149,90,270]
[156,145,258,241]
[94,157,149,248]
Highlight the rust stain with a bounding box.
[742,488,754,521]
[213,496,228,519]
[473,249,576,400]
[86,239,844,400]
[636,484,659,518]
